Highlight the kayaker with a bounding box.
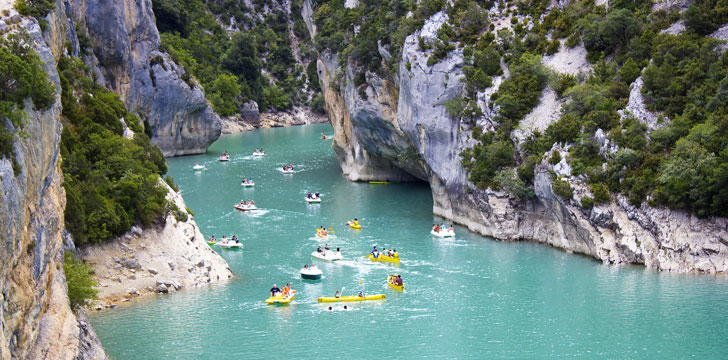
[395,275,403,286]
[335,290,341,298]
[270,284,280,297]
[358,291,364,298]
[353,218,359,226]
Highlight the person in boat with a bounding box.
[281,283,291,296]
[335,290,341,298]
[434,224,441,233]
[336,247,341,253]
[371,246,379,258]
[210,235,216,242]
[314,191,320,199]
[448,225,454,232]
[358,291,364,298]
[324,244,330,251]
[353,218,359,226]
[249,200,255,205]
[310,263,318,270]
[317,245,323,253]
[387,249,393,257]
[395,274,403,286]
[270,284,280,297]
[393,249,399,258]
[233,235,239,243]
[307,192,312,199]
[304,264,308,269]
[221,235,227,243]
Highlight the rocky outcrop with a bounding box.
[0,5,106,358]
[80,180,233,304]
[72,0,221,156]
[310,7,728,273]
[220,105,328,134]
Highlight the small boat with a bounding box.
[366,253,400,263]
[388,275,404,291]
[233,204,258,211]
[265,290,296,304]
[316,232,329,239]
[241,181,255,187]
[311,250,343,262]
[253,151,265,156]
[193,164,205,170]
[219,155,230,161]
[369,181,400,184]
[300,266,323,280]
[218,241,242,249]
[305,197,321,203]
[207,240,217,246]
[430,229,455,237]
[317,294,386,303]
[282,168,295,174]
[346,221,361,229]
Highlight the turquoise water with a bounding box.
[90,124,728,358]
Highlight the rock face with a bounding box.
[307,8,728,273]
[220,105,328,135]
[72,0,221,156]
[80,180,233,304]
[0,5,106,359]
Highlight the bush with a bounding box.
[590,182,610,203]
[63,252,98,309]
[492,53,548,122]
[552,177,574,199]
[14,0,55,18]
[549,150,562,165]
[580,196,595,209]
[495,169,535,201]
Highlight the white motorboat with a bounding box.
[311,250,343,261]
[300,266,323,280]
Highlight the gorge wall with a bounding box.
[0,4,106,358]
[72,0,221,156]
[307,0,728,273]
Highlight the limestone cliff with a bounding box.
[306,3,728,273]
[0,5,106,359]
[72,0,221,156]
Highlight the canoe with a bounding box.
[366,254,400,263]
[317,294,386,302]
[306,197,321,203]
[219,241,242,249]
[265,290,296,304]
[388,275,404,291]
[430,229,455,237]
[300,267,323,280]
[311,250,343,261]
[346,222,361,229]
[234,204,258,211]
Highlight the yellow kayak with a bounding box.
[388,275,404,291]
[265,291,296,304]
[347,221,362,229]
[317,294,386,302]
[366,254,400,263]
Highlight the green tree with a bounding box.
[63,252,98,309]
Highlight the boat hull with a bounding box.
[367,254,400,263]
[317,294,386,302]
[388,276,404,291]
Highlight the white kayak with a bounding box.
[305,197,321,203]
[241,182,255,187]
[311,250,343,261]
[300,266,323,280]
[193,164,205,170]
[431,229,455,237]
[234,204,258,211]
[219,241,243,249]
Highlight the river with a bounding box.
[89,123,728,358]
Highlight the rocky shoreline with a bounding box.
[221,106,328,135]
[81,181,233,308]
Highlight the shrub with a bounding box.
[552,177,574,199]
[63,252,98,309]
[549,150,562,165]
[495,169,535,201]
[580,196,595,209]
[590,182,610,203]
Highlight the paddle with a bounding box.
[338,286,345,302]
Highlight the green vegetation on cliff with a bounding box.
[58,56,170,245]
[63,252,98,309]
[152,0,320,115]
[0,33,55,175]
